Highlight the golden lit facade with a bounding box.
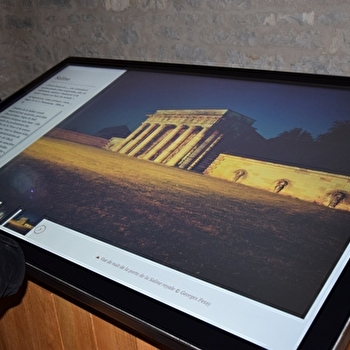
[105,108,350,210]
[205,154,350,211]
[106,109,256,171]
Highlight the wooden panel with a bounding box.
[0,280,64,350]
[0,280,158,350]
[52,292,98,350]
[91,313,157,350]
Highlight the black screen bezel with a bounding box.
[1,57,350,349]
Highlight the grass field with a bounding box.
[2,136,350,317]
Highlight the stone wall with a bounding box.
[205,153,350,211]
[47,127,110,148]
[1,1,350,101]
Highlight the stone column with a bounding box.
[119,123,158,155]
[116,123,150,154]
[141,125,183,160]
[165,127,209,166]
[127,123,165,157]
[181,132,222,170]
[154,126,197,164]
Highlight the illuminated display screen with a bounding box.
[1,58,349,349]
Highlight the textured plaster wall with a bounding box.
[1,0,350,100]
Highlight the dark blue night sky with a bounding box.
[59,70,350,140]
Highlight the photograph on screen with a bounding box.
[0,69,350,319]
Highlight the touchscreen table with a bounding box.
[0,57,349,349]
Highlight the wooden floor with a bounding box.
[0,279,158,350]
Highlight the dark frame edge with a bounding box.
[2,56,350,350]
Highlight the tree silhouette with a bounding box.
[265,127,315,167]
[316,120,350,146]
[314,120,350,175]
[277,128,314,142]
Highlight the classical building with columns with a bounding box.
[102,108,350,210]
[105,109,264,172]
